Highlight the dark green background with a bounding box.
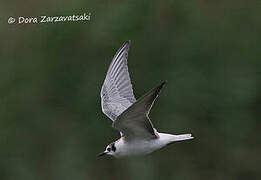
[1,0,260,180]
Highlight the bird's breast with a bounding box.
[115,139,163,157]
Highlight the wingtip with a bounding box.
[154,81,167,94]
[124,40,131,46]
[160,80,167,87]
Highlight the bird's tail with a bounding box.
[171,133,194,142]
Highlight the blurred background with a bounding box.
[0,0,260,179]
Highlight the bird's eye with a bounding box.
[107,148,111,151]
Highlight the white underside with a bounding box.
[113,133,193,158]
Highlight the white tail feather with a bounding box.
[172,134,194,142]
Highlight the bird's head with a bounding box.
[98,142,117,157]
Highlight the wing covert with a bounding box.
[112,81,166,141]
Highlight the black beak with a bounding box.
[97,151,107,157]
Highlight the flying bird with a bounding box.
[99,41,193,158]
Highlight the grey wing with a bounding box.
[112,81,166,141]
[101,41,136,121]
